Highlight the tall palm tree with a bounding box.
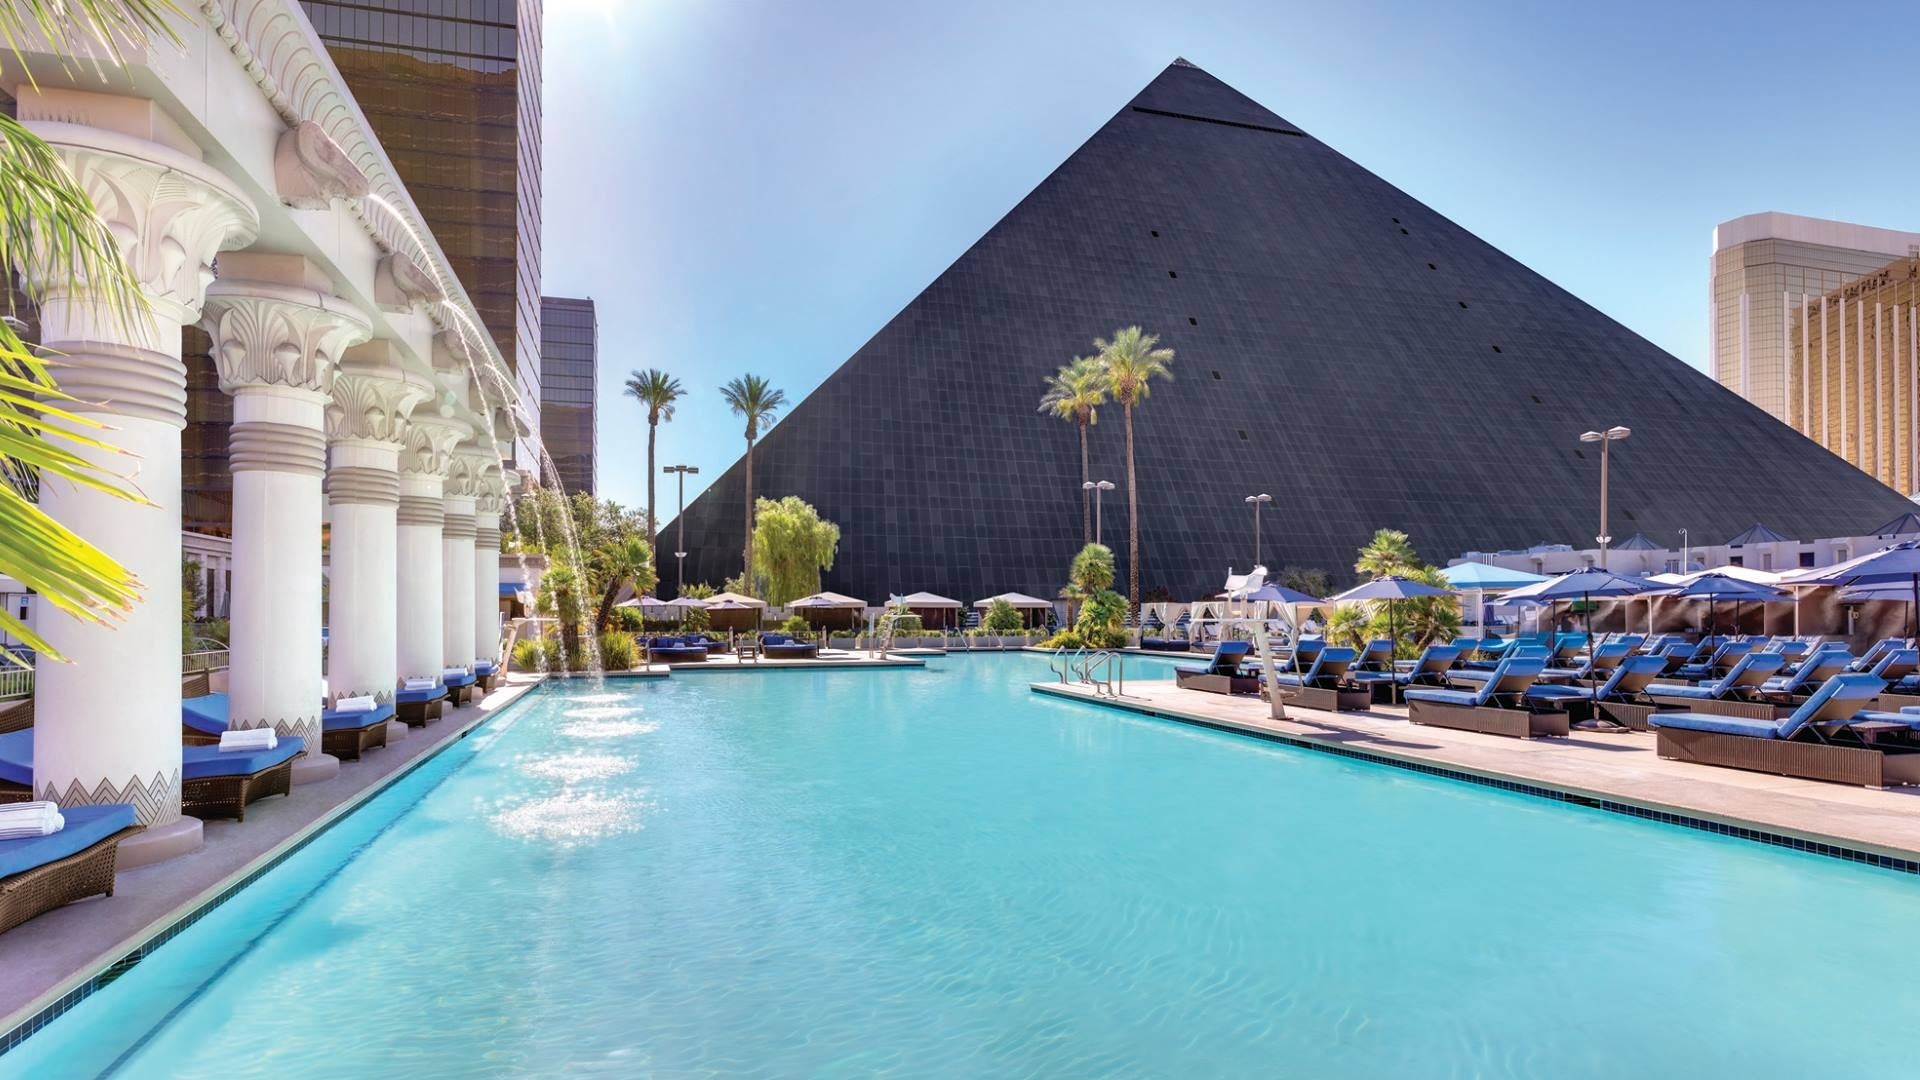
[1039,355,1106,544]
[718,374,787,594]
[623,369,684,563]
[1094,326,1173,613]
[0,0,175,662]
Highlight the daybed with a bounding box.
[0,803,140,934]
[1652,674,1920,788]
[1406,656,1566,739]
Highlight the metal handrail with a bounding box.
[0,666,31,700]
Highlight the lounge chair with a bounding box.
[322,700,395,761]
[1643,652,1789,717]
[645,637,709,663]
[396,684,448,727]
[0,803,140,934]
[474,659,502,692]
[1651,674,1920,787]
[0,730,302,821]
[1543,640,1632,683]
[1758,649,1852,702]
[1546,634,1588,663]
[1449,646,1552,685]
[759,633,819,660]
[1280,636,1325,672]
[1351,639,1395,674]
[440,669,478,706]
[1174,641,1259,695]
[1521,655,1667,730]
[1138,636,1191,652]
[1448,638,1482,664]
[1351,644,1458,704]
[1267,647,1368,711]
[1406,656,1567,738]
[1670,639,1756,682]
[1848,638,1907,673]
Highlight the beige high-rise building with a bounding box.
[1711,213,1920,425]
[1787,256,1920,494]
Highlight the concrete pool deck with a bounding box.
[0,677,541,1039]
[1033,680,1920,865]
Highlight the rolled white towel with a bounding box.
[0,806,63,839]
[441,666,469,680]
[402,677,437,691]
[0,799,59,821]
[334,694,377,713]
[219,728,277,752]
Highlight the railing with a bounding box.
[1049,647,1125,698]
[183,649,230,674]
[0,666,31,700]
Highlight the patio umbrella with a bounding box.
[1497,566,1651,647]
[1669,573,1792,636]
[663,595,708,626]
[1790,541,1920,637]
[1324,575,1454,653]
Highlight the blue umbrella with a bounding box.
[1670,573,1792,636]
[1498,566,1652,646]
[1795,541,1920,637]
[1325,575,1454,651]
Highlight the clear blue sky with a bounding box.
[541,0,1920,513]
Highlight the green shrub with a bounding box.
[983,598,1024,634]
[1074,589,1129,648]
[1039,629,1089,650]
[776,613,813,639]
[614,606,645,632]
[597,631,637,671]
[511,637,547,672]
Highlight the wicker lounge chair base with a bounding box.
[397,698,443,727]
[1648,698,1790,721]
[1174,671,1260,695]
[0,698,32,735]
[0,824,141,935]
[1409,700,1570,739]
[323,720,389,761]
[1596,701,1657,731]
[1869,691,1920,713]
[1655,727,1920,788]
[181,758,295,822]
[1284,684,1372,712]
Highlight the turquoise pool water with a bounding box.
[7,653,1919,1078]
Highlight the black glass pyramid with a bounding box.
[662,60,1913,600]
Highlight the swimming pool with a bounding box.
[7,653,1917,1077]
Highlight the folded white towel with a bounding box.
[334,694,377,713]
[0,811,62,840]
[320,677,331,703]
[403,677,437,691]
[0,800,59,820]
[219,728,277,752]
[441,666,469,679]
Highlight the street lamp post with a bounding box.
[1244,493,1272,567]
[1678,528,1689,573]
[1082,480,1115,546]
[1578,426,1631,569]
[663,464,699,592]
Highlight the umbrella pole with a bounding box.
[1911,573,1917,641]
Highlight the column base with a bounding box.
[291,752,341,786]
[385,720,410,743]
[118,815,205,869]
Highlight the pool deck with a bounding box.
[1032,681,1920,865]
[0,677,541,1040]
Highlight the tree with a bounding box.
[1278,566,1332,598]
[591,535,657,634]
[1066,542,1116,598]
[537,564,586,667]
[1355,528,1420,579]
[1059,542,1125,647]
[750,495,840,605]
[1325,605,1371,650]
[983,598,1024,634]
[0,2,180,664]
[1039,355,1106,544]
[623,368,684,562]
[719,374,787,595]
[1094,326,1173,613]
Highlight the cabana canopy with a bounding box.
[1440,561,1548,591]
[663,596,709,609]
[896,591,961,608]
[974,592,1051,609]
[790,591,866,609]
[705,591,767,607]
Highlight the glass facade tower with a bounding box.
[539,296,597,495]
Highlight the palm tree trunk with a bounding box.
[646,416,658,566]
[1078,418,1090,544]
[742,436,755,593]
[1124,403,1139,614]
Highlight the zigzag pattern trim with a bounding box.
[39,769,182,826]
[233,714,319,753]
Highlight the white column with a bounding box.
[473,472,507,667]
[397,416,467,685]
[22,121,258,864]
[324,369,429,733]
[203,275,371,784]
[442,492,477,671]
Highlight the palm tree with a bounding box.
[592,534,657,633]
[718,374,787,594]
[1039,356,1106,544]
[0,0,174,663]
[1355,528,1419,579]
[623,369,684,562]
[1093,326,1173,613]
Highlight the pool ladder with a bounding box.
[1052,648,1126,698]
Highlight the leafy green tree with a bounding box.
[1039,355,1106,544]
[538,564,586,665]
[1094,326,1173,613]
[750,495,840,605]
[590,535,656,634]
[1325,605,1371,650]
[719,374,787,594]
[983,598,1024,634]
[1278,566,1331,598]
[1355,529,1419,579]
[623,368,684,560]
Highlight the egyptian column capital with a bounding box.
[201,282,372,397]
[326,370,434,446]
[400,413,471,479]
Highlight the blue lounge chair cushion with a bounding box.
[396,685,448,704]
[1646,684,1717,700]
[474,660,498,676]
[0,803,138,880]
[1653,674,1883,740]
[1524,684,1591,703]
[322,701,396,731]
[1648,713,1785,738]
[443,672,477,689]
[1402,687,1482,707]
[181,693,230,735]
[0,729,31,786]
[181,737,303,780]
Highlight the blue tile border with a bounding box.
[1032,685,1920,876]
[0,688,539,1058]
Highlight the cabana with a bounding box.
[788,591,867,630]
[703,597,763,633]
[896,591,962,630]
[1441,561,1548,634]
[972,592,1053,629]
